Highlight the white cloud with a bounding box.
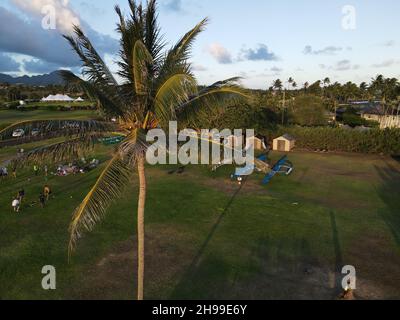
[372,59,398,68]
[207,43,232,64]
[303,45,344,55]
[12,0,80,33]
[270,66,283,73]
[381,40,396,47]
[192,64,207,71]
[334,60,355,71]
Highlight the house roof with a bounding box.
[275,134,295,141]
[360,105,384,115]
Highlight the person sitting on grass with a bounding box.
[12,198,20,212]
[43,185,51,201]
[39,193,46,208]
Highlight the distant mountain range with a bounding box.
[0,71,65,86]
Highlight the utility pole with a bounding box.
[282,90,286,125]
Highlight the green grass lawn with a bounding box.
[0,138,400,299]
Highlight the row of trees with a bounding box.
[270,75,400,103]
[0,84,86,104]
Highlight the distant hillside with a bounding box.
[0,71,65,86]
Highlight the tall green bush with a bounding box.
[261,126,400,155]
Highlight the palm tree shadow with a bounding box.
[374,163,400,247]
[329,211,343,270]
[329,211,344,294]
[171,178,246,298]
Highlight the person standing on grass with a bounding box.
[39,193,46,208]
[44,165,48,177]
[34,165,39,176]
[18,189,25,203]
[12,166,17,179]
[44,185,51,201]
[12,198,20,212]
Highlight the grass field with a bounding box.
[1,131,400,299]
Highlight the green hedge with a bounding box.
[261,127,400,155]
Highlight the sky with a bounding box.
[0,0,400,89]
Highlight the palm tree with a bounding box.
[0,0,246,300]
[273,79,283,92]
[303,82,309,93]
[323,77,331,87]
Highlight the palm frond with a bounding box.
[176,78,250,128]
[116,1,146,85]
[63,26,118,87]
[60,70,125,117]
[119,128,149,162]
[0,119,116,143]
[12,135,97,168]
[69,150,135,256]
[144,0,164,71]
[155,18,208,89]
[63,26,127,112]
[166,18,208,66]
[153,74,197,128]
[133,40,153,95]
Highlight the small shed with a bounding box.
[273,134,296,152]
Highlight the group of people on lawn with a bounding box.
[12,185,52,212]
[8,159,98,212]
[11,164,52,213]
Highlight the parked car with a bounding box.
[12,129,25,138]
[31,128,40,136]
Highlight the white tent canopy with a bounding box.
[74,97,84,102]
[41,94,74,102]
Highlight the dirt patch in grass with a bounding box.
[230,265,339,300]
[68,225,197,300]
[345,234,400,300]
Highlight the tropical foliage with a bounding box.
[268,126,400,155]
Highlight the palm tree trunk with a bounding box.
[137,155,146,300]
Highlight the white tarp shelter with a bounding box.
[41,94,74,102]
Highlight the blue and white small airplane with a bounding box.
[231,154,294,185]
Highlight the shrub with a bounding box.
[260,126,400,155]
[289,95,328,126]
